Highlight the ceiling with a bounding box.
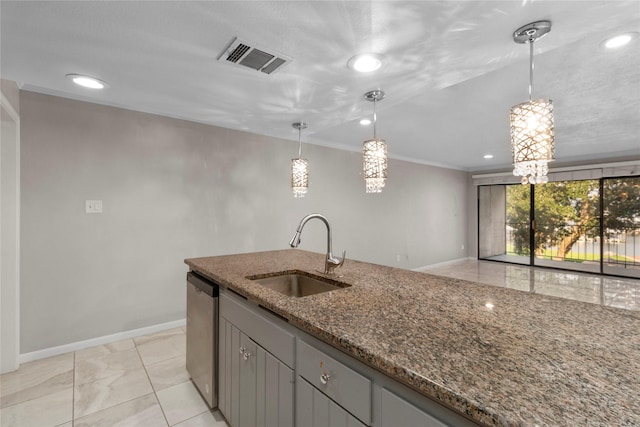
[1,1,639,172]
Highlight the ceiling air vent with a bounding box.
[218,37,292,75]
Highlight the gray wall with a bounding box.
[20,91,470,352]
[1,79,20,112]
[1,79,21,372]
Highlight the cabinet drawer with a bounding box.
[297,340,371,425]
[220,290,295,368]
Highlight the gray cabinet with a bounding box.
[297,377,367,427]
[296,335,476,427]
[378,388,447,427]
[297,340,371,425]
[217,287,475,427]
[219,291,294,427]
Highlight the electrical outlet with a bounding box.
[85,200,103,214]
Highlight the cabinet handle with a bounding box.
[320,373,331,384]
[239,346,252,360]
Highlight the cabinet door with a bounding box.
[379,388,447,427]
[219,317,241,426]
[256,345,294,427]
[297,376,367,427]
[219,316,294,427]
[239,332,258,427]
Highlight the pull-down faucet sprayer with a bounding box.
[289,213,345,275]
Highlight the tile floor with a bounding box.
[423,259,640,311]
[0,327,228,427]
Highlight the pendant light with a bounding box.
[510,21,555,185]
[291,122,309,198]
[363,90,387,193]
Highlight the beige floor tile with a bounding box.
[74,366,153,418]
[0,388,72,427]
[74,393,168,427]
[136,331,186,366]
[75,339,135,361]
[54,423,72,427]
[156,381,210,426]
[173,410,228,427]
[75,347,144,385]
[133,328,184,346]
[0,353,73,408]
[146,354,190,391]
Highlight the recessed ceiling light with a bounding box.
[347,53,383,73]
[66,74,108,89]
[483,154,494,159]
[602,32,637,49]
[359,118,372,125]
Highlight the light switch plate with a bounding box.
[85,200,103,214]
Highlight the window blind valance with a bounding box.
[472,160,639,186]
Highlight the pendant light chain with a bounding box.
[297,125,303,157]
[528,40,534,101]
[373,98,377,139]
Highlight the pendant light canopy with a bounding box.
[510,21,555,185]
[291,122,309,198]
[362,90,387,193]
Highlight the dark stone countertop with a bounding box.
[185,249,640,427]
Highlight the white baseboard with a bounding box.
[19,318,186,364]
[413,257,475,272]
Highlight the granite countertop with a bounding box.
[185,249,640,427]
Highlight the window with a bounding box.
[478,176,640,278]
[603,177,640,277]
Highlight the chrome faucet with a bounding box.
[289,213,346,275]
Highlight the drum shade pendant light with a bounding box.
[291,122,309,198]
[363,90,387,193]
[510,21,555,185]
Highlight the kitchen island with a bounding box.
[185,249,640,427]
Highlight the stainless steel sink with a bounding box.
[247,271,350,297]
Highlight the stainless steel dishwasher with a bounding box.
[186,271,219,408]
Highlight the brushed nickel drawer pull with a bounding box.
[320,373,331,384]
